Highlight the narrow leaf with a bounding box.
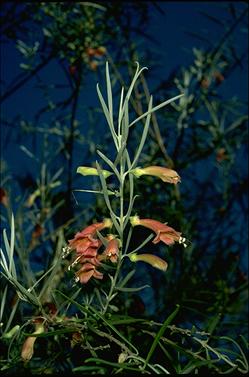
[129,93,184,128]
[130,95,153,169]
[96,84,118,148]
[116,285,150,292]
[145,305,180,365]
[97,150,120,180]
[117,269,135,288]
[105,61,113,128]
[96,161,121,235]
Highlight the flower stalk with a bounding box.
[64,61,186,315]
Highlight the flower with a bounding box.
[77,166,113,178]
[21,320,44,362]
[63,219,112,284]
[63,218,112,258]
[129,253,168,271]
[86,46,106,57]
[130,216,187,247]
[216,148,228,163]
[0,187,8,207]
[86,47,96,56]
[213,71,224,85]
[100,235,120,263]
[95,46,106,56]
[131,166,181,184]
[69,235,101,255]
[75,262,103,284]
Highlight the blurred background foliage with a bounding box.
[0,1,248,374]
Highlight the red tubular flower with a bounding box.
[100,235,120,263]
[63,219,112,258]
[64,219,112,284]
[0,187,8,207]
[21,319,44,362]
[75,263,103,284]
[69,236,101,255]
[130,216,187,247]
[76,218,112,239]
[131,166,181,184]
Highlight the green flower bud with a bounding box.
[77,166,113,178]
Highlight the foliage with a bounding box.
[0,2,248,375]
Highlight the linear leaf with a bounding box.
[145,305,180,365]
[118,86,124,136]
[80,358,142,372]
[74,189,117,196]
[117,269,135,288]
[9,214,16,279]
[119,62,148,123]
[97,149,120,179]
[129,233,154,254]
[96,161,121,235]
[130,95,153,169]
[0,285,8,322]
[89,305,138,355]
[124,151,135,228]
[0,248,9,272]
[129,93,184,128]
[96,83,118,148]
[105,61,113,129]
[116,285,150,292]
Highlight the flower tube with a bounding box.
[131,166,181,184]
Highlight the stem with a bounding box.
[66,68,82,207]
[102,145,127,315]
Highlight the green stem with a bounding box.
[102,149,126,315]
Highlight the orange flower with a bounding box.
[63,219,112,258]
[216,148,228,163]
[75,262,103,284]
[69,236,101,254]
[213,71,224,85]
[86,47,96,56]
[131,166,181,184]
[95,46,106,56]
[86,46,106,57]
[64,219,112,284]
[130,216,187,247]
[78,218,112,237]
[100,235,120,263]
[129,253,168,271]
[32,224,43,238]
[0,187,8,207]
[21,320,44,362]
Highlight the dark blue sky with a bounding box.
[1,2,248,118]
[148,1,248,100]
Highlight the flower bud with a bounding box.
[129,253,168,271]
[77,166,113,178]
[118,352,128,363]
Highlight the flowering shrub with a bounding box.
[62,62,186,305]
[0,61,248,375]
